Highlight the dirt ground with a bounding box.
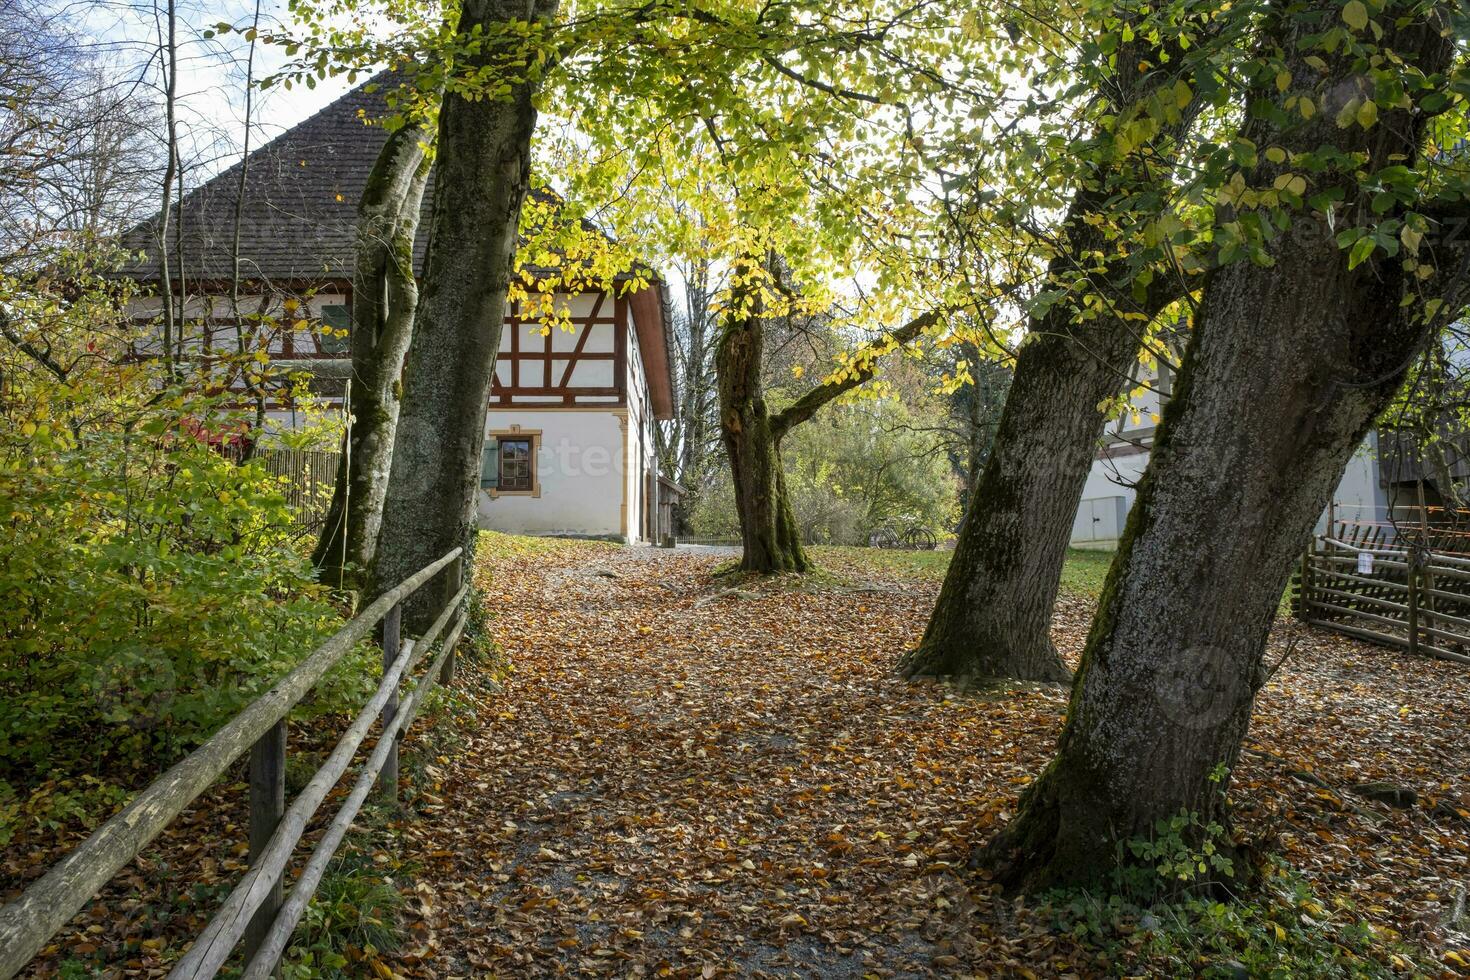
[388,540,1470,978]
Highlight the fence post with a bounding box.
[1417,480,1435,649]
[1296,538,1312,619]
[378,604,402,802]
[1407,558,1420,658]
[245,720,286,977]
[439,556,463,686]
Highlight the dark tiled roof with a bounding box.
[117,74,678,418]
[120,75,640,286]
[120,74,417,283]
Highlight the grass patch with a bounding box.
[1059,547,1116,598]
[282,851,405,980]
[1047,859,1430,977]
[808,545,1117,598]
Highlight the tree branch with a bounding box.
[0,308,70,381]
[770,308,941,438]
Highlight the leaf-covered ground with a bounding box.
[391,540,1470,977]
[3,536,1465,977]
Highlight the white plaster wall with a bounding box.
[1072,432,1388,548]
[1100,361,1169,444]
[1318,431,1391,535]
[1075,453,1148,549]
[475,409,627,538]
[624,315,650,543]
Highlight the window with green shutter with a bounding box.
[318,304,351,354]
[480,437,499,489]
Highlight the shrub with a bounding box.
[1042,803,1429,976]
[688,399,960,545]
[1048,858,1429,977]
[0,254,370,839]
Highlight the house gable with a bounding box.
[117,72,675,420]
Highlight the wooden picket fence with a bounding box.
[1293,517,1470,665]
[253,449,339,522]
[225,447,339,532]
[0,547,468,979]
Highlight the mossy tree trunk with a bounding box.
[716,274,939,574]
[903,237,1163,684]
[313,116,433,590]
[716,296,810,573]
[981,1,1458,891]
[372,0,557,629]
[902,25,1201,685]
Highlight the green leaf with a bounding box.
[1342,0,1369,31]
[1347,235,1376,269]
[1420,92,1449,113]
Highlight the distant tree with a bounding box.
[661,259,722,522]
[784,399,960,545]
[690,397,959,547]
[717,257,940,572]
[940,344,1011,518]
[0,1,159,266]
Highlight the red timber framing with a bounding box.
[133,277,673,417]
[491,290,627,407]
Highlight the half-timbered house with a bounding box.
[119,76,675,543]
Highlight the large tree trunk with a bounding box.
[372,0,556,629]
[903,257,1158,684]
[717,299,811,573]
[982,1,1457,891]
[314,117,432,589]
[902,21,1202,684]
[716,274,938,574]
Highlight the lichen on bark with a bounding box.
[371,0,559,630]
[314,112,434,590]
[978,0,1458,891]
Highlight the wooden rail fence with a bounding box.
[1293,519,1470,665]
[0,547,468,979]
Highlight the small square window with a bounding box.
[498,438,534,492]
